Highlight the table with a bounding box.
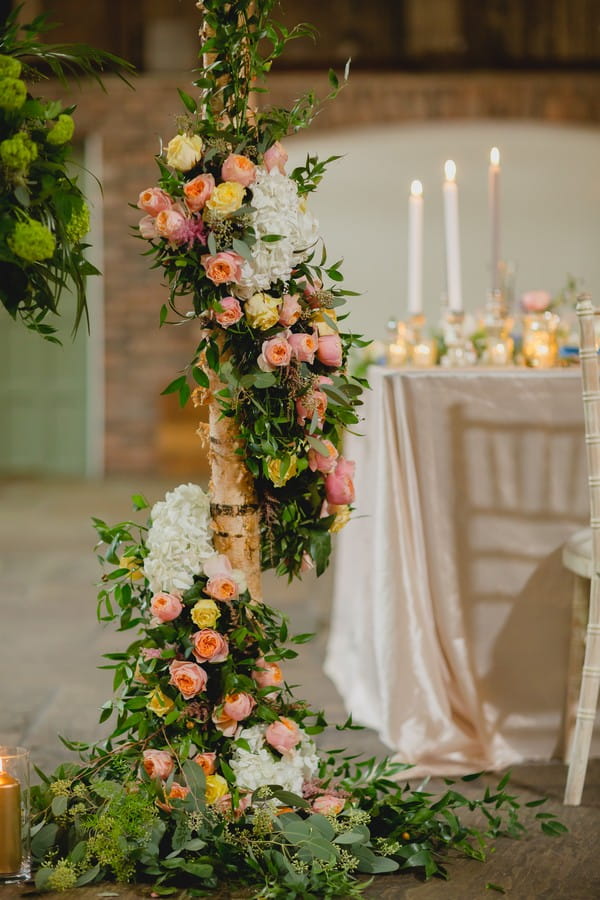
[325,367,600,775]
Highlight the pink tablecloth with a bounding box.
[325,367,600,775]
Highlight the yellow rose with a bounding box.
[205,181,245,215]
[119,554,144,581]
[313,308,338,336]
[244,292,280,330]
[328,504,351,533]
[267,455,298,488]
[147,688,175,718]
[191,597,220,629]
[166,133,203,171]
[205,773,229,805]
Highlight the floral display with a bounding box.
[0,7,132,338]
[29,3,565,898]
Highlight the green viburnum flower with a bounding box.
[0,132,37,171]
[8,218,56,262]
[0,55,22,79]
[46,113,74,146]
[0,77,26,111]
[65,202,90,243]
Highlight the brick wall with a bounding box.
[39,70,600,473]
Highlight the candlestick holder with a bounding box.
[440,310,476,367]
[407,314,437,367]
[0,746,30,883]
[481,289,514,366]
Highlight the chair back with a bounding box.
[577,295,600,572]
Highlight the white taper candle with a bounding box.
[407,179,423,315]
[443,159,462,312]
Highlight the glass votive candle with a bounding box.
[522,312,559,368]
[411,339,437,367]
[0,747,31,883]
[388,340,408,367]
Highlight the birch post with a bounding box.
[199,4,263,603]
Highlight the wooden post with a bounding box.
[199,4,263,602]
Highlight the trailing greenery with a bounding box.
[0,4,133,338]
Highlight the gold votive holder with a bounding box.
[481,289,514,366]
[522,311,559,368]
[407,314,437,367]
[387,321,409,367]
[0,747,30,883]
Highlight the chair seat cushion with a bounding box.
[562,527,593,579]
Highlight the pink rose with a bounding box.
[215,296,243,328]
[265,717,302,755]
[142,749,174,780]
[169,659,208,699]
[252,656,283,691]
[150,591,183,623]
[138,215,158,240]
[297,275,323,309]
[221,153,256,187]
[183,173,215,212]
[155,208,189,245]
[263,141,288,174]
[202,251,244,285]
[193,751,217,775]
[192,628,229,663]
[296,389,328,427]
[521,290,552,313]
[222,691,256,721]
[140,647,162,660]
[288,330,319,364]
[214,792,251,818]
[317,334,343,368]
[278,293,302,327]
[137,187,172,216]
[325,457,355,505]
[212,706,239,737]
[258,334,292,372]
[203,554,243,600]
[308,438,338,473]
[312,794,345,816]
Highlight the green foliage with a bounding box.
[0,5,133,339]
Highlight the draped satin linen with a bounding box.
[325,367,600,775]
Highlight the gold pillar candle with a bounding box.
[0,765,21,875]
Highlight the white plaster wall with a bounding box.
[286,120,600,340]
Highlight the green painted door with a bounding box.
[0,300,88,476]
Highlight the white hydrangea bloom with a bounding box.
[143,482,215,593]
[229,724,320,795]
[236,167,319,293]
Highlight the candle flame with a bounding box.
[444,159,456,181]
[410,179,423,197]
[490,147,500,166]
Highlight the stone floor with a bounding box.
[1,476,599,899]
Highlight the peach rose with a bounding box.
[312,794,345,816]
[168,659,208,699]
[205,574,239,602]
[192,628,229,663]
[183,173,215,211]
[214,792,251,819]
[211,706,239,737]
[204,554,246,597]
[325,457,355,505]
[201,251,244,285]
[258,333,292,372]
[263,141,288,175]
[252,656,283,691]
[138,215,158,240]
[265,717,301,755]
[317,333,343,368]
[278,293,302,327]
[166,133,203,171]
[150,591,183,623]
[521,290,552,313]
[155,208,188,245]
[215,296,242,328]
[221,153,256,187]
[137,187,172,216]
[222,692,256,722]
[288,330,318,364]
[142,748,174,780]
[296,389,327,427]
[308,438,338,473]
[193,751,217,776]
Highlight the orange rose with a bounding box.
[192,628,229,664]
[183,173,215,212]
[201,251,244,285]
[193,751,217,775]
